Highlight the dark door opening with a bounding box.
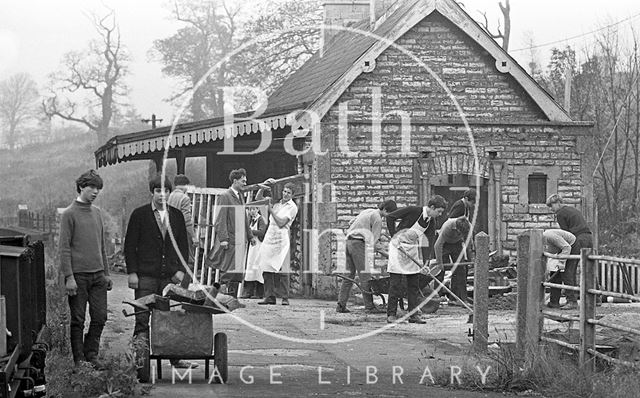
[432,174,488,234]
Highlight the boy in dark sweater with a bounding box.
[59,170,112,368]
[546,194,593,309]
[124,175,195,369]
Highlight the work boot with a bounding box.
[336,303,350,313]
[281,298,290,306]
[361,288,376,310]
[258,296,276,305]
[408,315,426,324]
[240,282,254,299]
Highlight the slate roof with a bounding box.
[96,0,579,167]
[264,0,415,112]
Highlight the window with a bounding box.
[528,173,547,204]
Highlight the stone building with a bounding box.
[95,0,595,297]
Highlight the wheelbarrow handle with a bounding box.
[122,308,149,317]
[122,303,183,317]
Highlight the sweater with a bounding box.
[168,187,195,241]
[124,203,189,278]
[434,218,465,265]
[58,200,109,278]
[543,229,576,255]
[556,206,591,236]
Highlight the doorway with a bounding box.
[431,174,488,233]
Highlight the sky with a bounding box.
[1,0,639,126]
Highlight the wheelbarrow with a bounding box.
[333,273,441,314]
[123,295,229,383]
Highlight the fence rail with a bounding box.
[17,211,58,234]
[516,229,640,371]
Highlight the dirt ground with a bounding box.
[101,273,639,397]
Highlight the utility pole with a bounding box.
[141,114,164,174]
[141,114,163,129]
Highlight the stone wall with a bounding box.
[307,12,591,296]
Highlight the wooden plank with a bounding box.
[209,195,219,285]
[589,254,640,266]
[241,174,308,192]
[203,193,213,285]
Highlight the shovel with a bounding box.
[393,243,474,323]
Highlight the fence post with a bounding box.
[516,232,531,358]
[525,230,545,360]
[473,232,490,353]
[580,248,596,371]
[517,229,544,364]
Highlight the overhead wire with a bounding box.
[511,11,640,53]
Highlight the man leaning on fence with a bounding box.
[546,194,594,310]
[59,170,112,369]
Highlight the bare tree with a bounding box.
[0,73,38,149]
[238,0,321,93]
[479,0,511,51]
[153,0,321,119]
[44,9,129,143]
[152,0,243,120]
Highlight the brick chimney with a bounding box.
[321,0,371,49]
[320,1,398,50]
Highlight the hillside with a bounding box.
[0,133,203,236]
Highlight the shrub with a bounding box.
[43,252,149,397]
[424,341,640,397]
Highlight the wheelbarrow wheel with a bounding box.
[213,332,228,383]
[135,333,151,383]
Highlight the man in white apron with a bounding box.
[257,182,298,306]
[386,196,448,324]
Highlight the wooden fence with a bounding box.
[516,229,640,371]
[17,211,58,235]
[188,186,229,286]
[186,174,308,287]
